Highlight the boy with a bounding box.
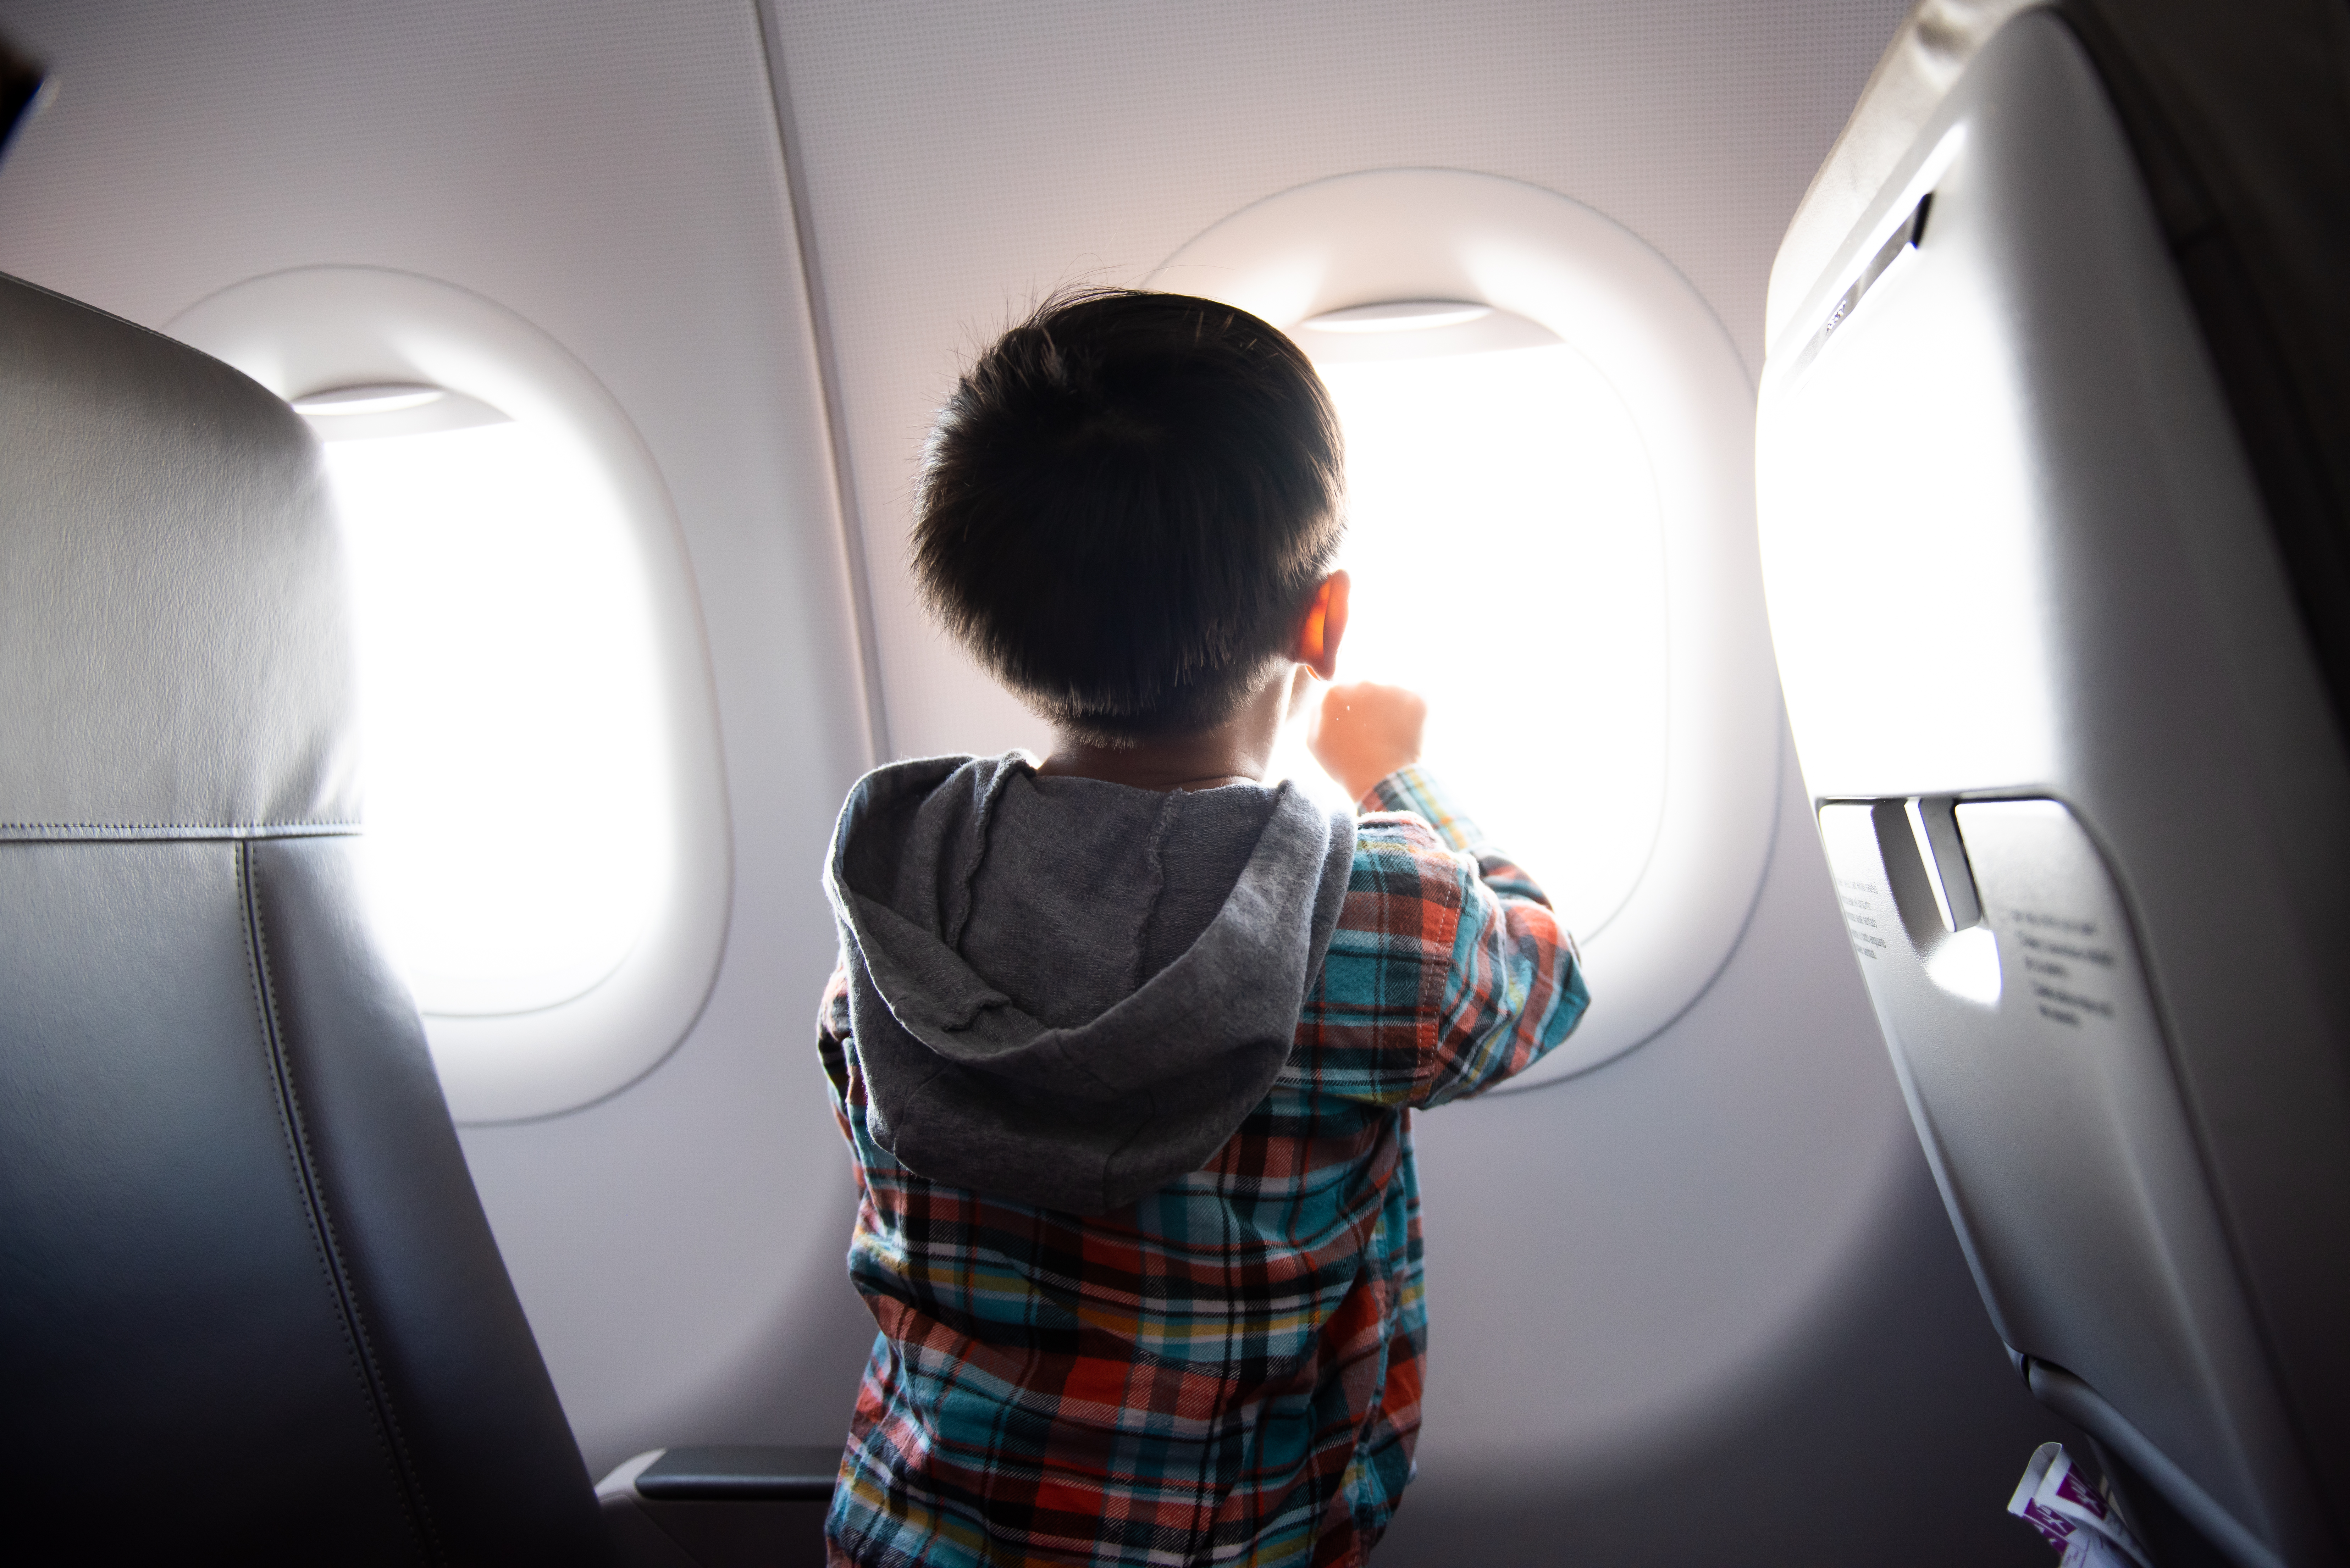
[819,288,1587,1567]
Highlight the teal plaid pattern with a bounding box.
[818,767,1587,1566]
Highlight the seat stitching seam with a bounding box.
[240,841,445,1564]
[0,819,360,833]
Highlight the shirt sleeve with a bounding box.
[1288,765,1589,1108]
[816,957,863,1151]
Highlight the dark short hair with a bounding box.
[914,288,1344,744]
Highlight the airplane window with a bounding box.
[171,266,733,1122]
[1271,336,1667,940]
[315,397,666,1016]
[1160,170,1782,1086]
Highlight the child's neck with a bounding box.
[1037,666,1306,793]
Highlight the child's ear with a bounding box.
[1293,570,1350,681]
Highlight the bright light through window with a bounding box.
[324,416,666,1016]
[1272,343,1669,940]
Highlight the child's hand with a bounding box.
[1308,681,1427,805]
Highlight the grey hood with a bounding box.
[822,753,1356,1214]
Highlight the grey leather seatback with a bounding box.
[1758,3,2350,1566]
[0,272,613,1563]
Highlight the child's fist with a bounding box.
[1308,681,1427,806]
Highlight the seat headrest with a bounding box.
[0,273,359,840]
[1764,0,2037,358]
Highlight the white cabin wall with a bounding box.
[766,0,1914,763]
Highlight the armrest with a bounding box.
[597,1446,839,1568]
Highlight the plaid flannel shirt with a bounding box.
[818,766,1588,1567]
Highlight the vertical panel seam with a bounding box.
[753,0,892,766]
[239,840,444,1564]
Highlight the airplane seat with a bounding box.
[1757,2,2350,1566]
[0,265,613,1562]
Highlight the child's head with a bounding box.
[914,288,1344,747]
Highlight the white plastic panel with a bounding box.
[1758,16,2350,1561]
[1818,798,2282,1548]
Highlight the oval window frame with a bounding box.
[172,266,733,1122]
[1155,170,1780,1087]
